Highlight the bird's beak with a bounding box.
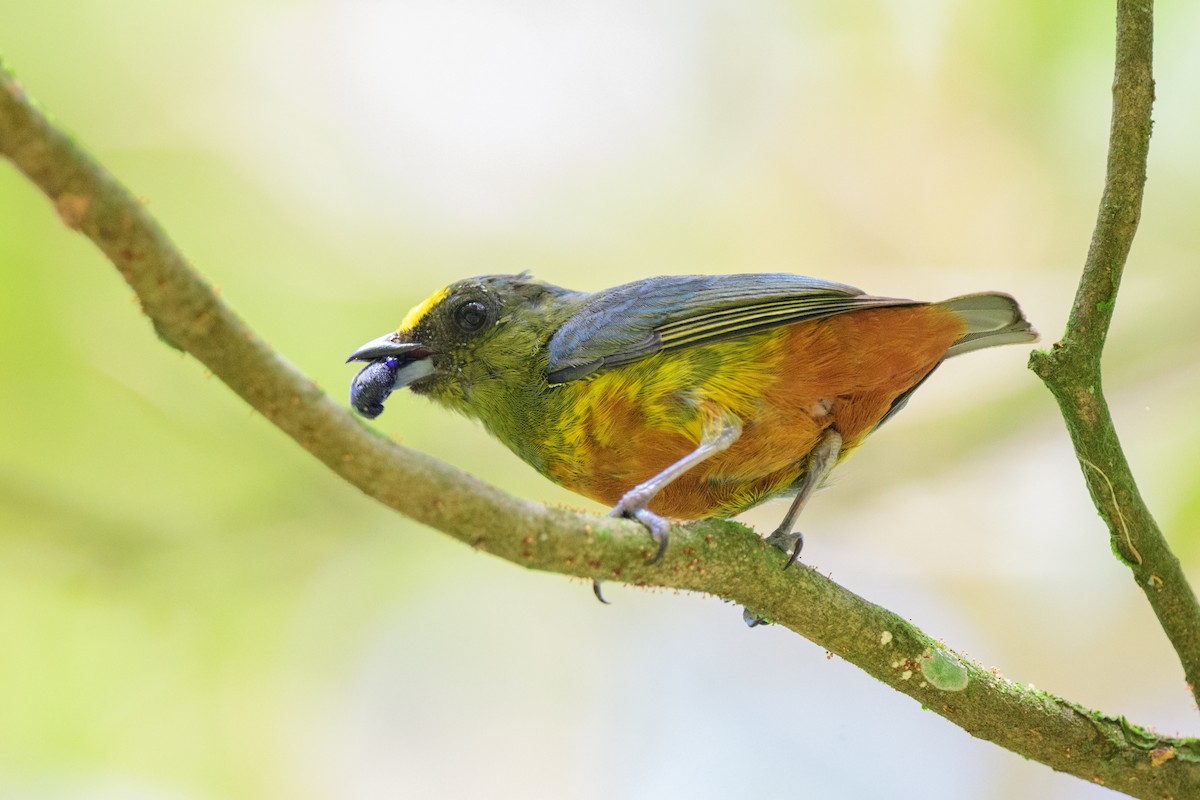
[346,333,435,419]
[345,334,427,364]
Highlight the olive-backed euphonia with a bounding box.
[347,273,1036,567]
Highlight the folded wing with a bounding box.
[545,273,919,383]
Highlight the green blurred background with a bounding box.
[2,1,1198,798]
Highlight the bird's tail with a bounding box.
[939,293,1039,358]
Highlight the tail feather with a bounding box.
[940,292,1038,358]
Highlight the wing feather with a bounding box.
[546,274,918,383]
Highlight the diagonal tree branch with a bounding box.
[1027,0,1200,711]
[1,6,1195,793]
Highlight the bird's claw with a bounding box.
[765,528,805,569]
[742,608,768,628]
[592,580,610,604]
[633,507,670,563]
[608,502,671,564]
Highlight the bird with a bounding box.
[346,272,1037,585]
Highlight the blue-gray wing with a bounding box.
[545,273,918,383]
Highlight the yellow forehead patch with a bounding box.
[398,286,450,331]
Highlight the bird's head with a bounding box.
[346,274,577,419]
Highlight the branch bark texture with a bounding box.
[1,5,1196,796]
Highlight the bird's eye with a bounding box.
[452,299,491,334]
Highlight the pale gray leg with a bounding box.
[764,428,843,568]
[593,414,742,602]
[743,428,843,627]
[608,415,742,562]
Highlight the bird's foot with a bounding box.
[743,528,805,627]
[764,527,805,569]
[591,493,671,606]
[608,494,672,564]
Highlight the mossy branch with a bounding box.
[1,4,1195,795]
[1027,0,1200,712]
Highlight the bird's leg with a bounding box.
[593,415,741,602]
[594,414,741,602]
[742,428,843,627]
[764,428,843,568]
[609,412,743,563]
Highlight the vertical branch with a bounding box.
[1028,0,1200,707]
[1066,0,1154,353]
